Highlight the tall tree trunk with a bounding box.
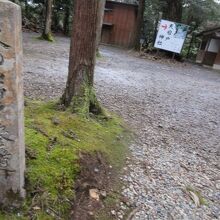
[153,12,163,43]
[165,0,182,22]
[63,5,70,36]
[61,0,102,115]
[25,0,28,18]
[41,0,54,41]
[96,0,106,53]
[134,0,145,50]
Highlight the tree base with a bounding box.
[96,49,102,58]
[38,33,54,42]
[62,85,105,117]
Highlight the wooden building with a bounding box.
[196,27,220,70]
[101,1,138,48]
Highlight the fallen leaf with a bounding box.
[189,191,200,207]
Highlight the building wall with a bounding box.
[202,51,217,66]
[196,37,220,68]
[196,50,205,63]
[101,2,137,48]
[208,39,220,53]
[213,50,220,70]
[196,37,209,64]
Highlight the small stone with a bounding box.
[89,189,100,201]
[111,210,116,216]
[94,168,99,173]
[215,181,220,190]
[100,190,107,198]
[88,211,94,216]
[118,214,123,219]
[121,205,127,210]
[52,117,60,125]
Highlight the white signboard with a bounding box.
[154,19,188,54]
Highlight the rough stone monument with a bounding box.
[0,0,25,205]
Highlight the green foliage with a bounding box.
[10,0,73,35]
[11,0,44,30]
[183,0,220,27]
[53,0,74,35]
[0,101,129,219]
[181,31,202,60]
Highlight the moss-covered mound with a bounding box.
[0,101,129,220]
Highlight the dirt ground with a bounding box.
[23,32,220,220]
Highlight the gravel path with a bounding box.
[23,32,220,220]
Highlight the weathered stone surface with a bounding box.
[0,0,25,205]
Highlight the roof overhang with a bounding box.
[106,0,138,7]
[197,27,220,38]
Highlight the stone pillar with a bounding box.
[0,0,25,205]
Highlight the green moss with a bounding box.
[97,185,122,220]
[0,214,26,220]
[70,84,104,117]
[0,100,129,219]
[37,32,54,42]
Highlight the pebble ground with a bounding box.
[23,32,220,220]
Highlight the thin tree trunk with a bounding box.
[63,5,70,36]
[25,0,28,18]
[61,0,102,115]
[42,0,53,41]
[165,0,182,22]
[96,0,106,52]
[153,12,163,44]
[135,0,145,50]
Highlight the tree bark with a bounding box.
[61,0,102,115]
[42,0,53,41]
[24,0,28,18]
[134,0,145,50]
[164,0,182,22]
[96,0,106,52]
[63,5,70,36]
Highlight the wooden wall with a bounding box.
[214,50,220,70]
[196,36,220,70]
[101,1,137,48]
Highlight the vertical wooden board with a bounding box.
[102,1,137,48]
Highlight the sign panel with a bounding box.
[154,19,188,54]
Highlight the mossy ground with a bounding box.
[0,100,129,220]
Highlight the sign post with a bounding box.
[154,19,188,54]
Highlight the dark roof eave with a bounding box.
[106,0,138,7]
[103,22,114,27]
[197,27,220,37]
